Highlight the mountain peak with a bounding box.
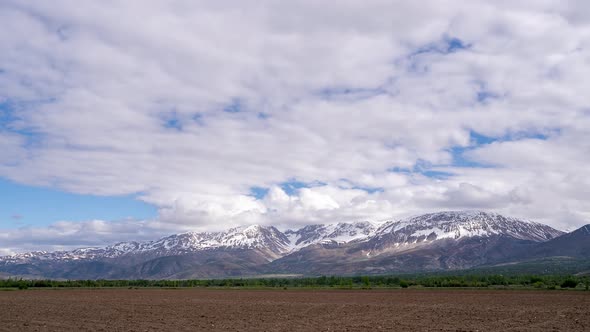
[244,224,264,231]
[374,210,564,245]
[284,220,381,250]
[560,224,590,238]
[411,210,525,222]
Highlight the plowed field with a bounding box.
[1,289,589,331]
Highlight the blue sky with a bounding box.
[0,1,589,253]
[0,178,156,229]
[1,101,157,228]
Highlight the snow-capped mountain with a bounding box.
[1,211,580,279]
[269,211,571,276]
[284,221,381,251]
[1,221,382,265]
[0,225,291,264]
[131,224,291,258]
[372,211,563,247]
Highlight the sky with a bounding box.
[1,0,590,255]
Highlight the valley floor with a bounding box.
[0,288,589,331]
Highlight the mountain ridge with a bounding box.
[1,211,583,279]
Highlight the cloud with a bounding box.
[0,218,174,253]
[0,1,589,252]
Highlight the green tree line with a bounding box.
[1,274,588,290]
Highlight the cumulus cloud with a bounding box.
[0,1,589,252]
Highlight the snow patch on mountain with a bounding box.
[284,221,382,251]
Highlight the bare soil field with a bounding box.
[0,288,589,331]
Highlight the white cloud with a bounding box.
[0,218,177,253]
[0,1,589,252]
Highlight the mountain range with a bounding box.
[1,211,588,279]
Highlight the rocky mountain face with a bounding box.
[1,211,583,279]
[513,223,590,260]
[284,221,381,250]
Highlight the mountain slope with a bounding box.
[284,221,381,251]
[513,224,590,260]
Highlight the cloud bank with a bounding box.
[1,1,589,253]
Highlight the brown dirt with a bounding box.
[0,288,589,331]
